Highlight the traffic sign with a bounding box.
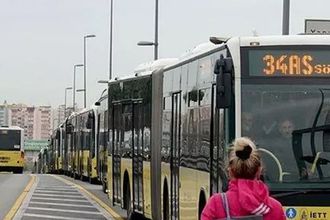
[305,19,330,34]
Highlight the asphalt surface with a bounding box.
[0,173,30,219]
[13,174,114,220]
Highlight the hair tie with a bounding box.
[235,145,252,160]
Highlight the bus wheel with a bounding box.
[163,181,169,220]
[73,173,79,180]
[125,183,132,219]
[13,167,23,174]
[89,177,97,184]
[102,181,108,193]
[198,191,206,220]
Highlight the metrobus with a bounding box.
[105,35,330,220]
[49,125,64,173]
[37,147,49,174]
[0,126,24,173]
[95,93,109,191]
[63,113,75,176]
[70,108,98,182]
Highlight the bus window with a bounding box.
[0,130,21,150]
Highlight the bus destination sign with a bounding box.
[248,49,330,77]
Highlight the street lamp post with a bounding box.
[73,64,84,112]
[64,87,73,118]
[76,89,85,109]
[83,34,96,108]
[282,0,290,35]
[109,0,114,80]
[137,0,159,60]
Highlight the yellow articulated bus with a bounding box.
[0,126,24,173]
[62,113,75,177]
[37,147,48,174]
[106,35,330,220]
[71,108,98,183]
[95,93,109,191]
[49,125,64,174]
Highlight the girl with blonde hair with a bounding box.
[202,137,285,220]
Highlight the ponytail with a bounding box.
[229,137,261,180]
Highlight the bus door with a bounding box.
[210,84,226,194]
[132,100,144,212]
[112,103,122,204]
[171,92,181,219]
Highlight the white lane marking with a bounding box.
[29,201,94,208]
[37,185,75,188]
[22,213,101,220]
[34,190,79,194]
[26,206,102,215]
[53,176,114,219]
[36,187,75,190]
[36,187,77,191]
[31,197,88,202]
[33,193,84,198]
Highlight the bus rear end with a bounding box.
[0,127,24,173]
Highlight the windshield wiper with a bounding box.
[273,189,330,198]
[301,156,330,165]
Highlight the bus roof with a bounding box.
[231,34,330,47]
[0,126,23,131]
[75,106,97,116]
[109,35,330,84]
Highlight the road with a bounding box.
[0,174,30,219]
[0,173,118,220]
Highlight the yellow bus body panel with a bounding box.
[143,161,151,218]
[283,206,330,220]
[161,162,210,220]
[81,150,89,177]
[74,151,78,174]
[0,151,24,168]
[107,156,113,200]
[57,156,62,171]
[90,157,97,179]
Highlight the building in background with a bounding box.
[9,104,52,140]
[34,106,52,140]
[1,102,76,141]
[0,101,9,126]
[53,104,65,129]
[52,104,77,130]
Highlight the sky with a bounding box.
[0,0,329,108]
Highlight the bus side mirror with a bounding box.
[66,123,74,134]
[214,55,233,109]
[86,113,94,129]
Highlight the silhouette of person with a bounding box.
[278,119,295,139]
[242,112,254,134]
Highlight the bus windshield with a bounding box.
[0,129,21,150]
[241,83,330,187]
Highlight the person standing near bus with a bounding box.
[201,137,285,220]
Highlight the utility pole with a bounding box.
[282,0,290,35]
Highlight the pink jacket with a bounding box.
[201,179,286,220]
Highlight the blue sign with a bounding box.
[286,208,297,219]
